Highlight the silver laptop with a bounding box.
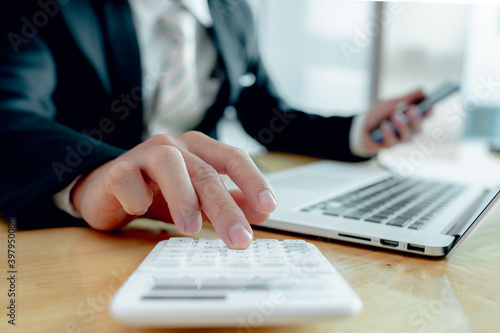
[260,160,499,257]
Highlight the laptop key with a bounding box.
[365,216,385,223]
[408,222,424,230]
[386,217,411,227]
[323,206,350,216]
[344,211,368,219]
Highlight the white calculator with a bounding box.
[109,238,362,327]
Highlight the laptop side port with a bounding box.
[338,233,371,242]
[380,239,399,247]
[407,244,425,253]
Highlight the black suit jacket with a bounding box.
[0,0,364,228]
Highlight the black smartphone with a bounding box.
[370,83,460,143]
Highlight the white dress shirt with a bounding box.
[128,0,221,138]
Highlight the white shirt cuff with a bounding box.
[52,176,83,219]
[349,114,376,158]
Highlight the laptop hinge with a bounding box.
[444,189,490,239]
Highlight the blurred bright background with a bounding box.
[217,1,500,163]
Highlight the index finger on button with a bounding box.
[182,152,253,249]
[182,133,277,215]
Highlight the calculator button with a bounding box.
[223,264,254,271]
[162,248,189,254]
[259,260,287,266]
[284,243,310,248]
[255,239,279,243]
[198,238,221,243]
[227,249,253,255]
[292,259,319,266]
[194,254,219,259]
[288,250,311,256]
[193,249,220,254]
[154,260,183,267]
[199,238,222,243]
[259,255,286,260]
[157,253,186,259]
[256,244,282,250]
[191,259,218,266]
[195,244,220,250]
[286,248,311,253]
[166,238,193,246]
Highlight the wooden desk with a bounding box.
[1,153,500,333]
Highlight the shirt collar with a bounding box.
[128,0,213,28]
[182,0,213,27]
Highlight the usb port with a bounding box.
[380,239,399,247]
[407,244,425,253]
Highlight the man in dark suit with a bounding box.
[0,0,426,248]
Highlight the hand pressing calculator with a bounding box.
[109,238,362,328]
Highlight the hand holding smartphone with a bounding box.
[370,83,460,143]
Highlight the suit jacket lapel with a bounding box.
[59,0,112,96]
[208,0,257,104]
[62,0,143,148]
[99,0,142,97]
[98,0,144,147]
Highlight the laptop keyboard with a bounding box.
[300,177,465,230]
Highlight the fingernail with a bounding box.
[381,120,391,127]
[258,189,277,210]
[184,213,202,235]
[229,225,253,247]
[395,102,408,113]
[395,110,409,124]
[410,105,425,116]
